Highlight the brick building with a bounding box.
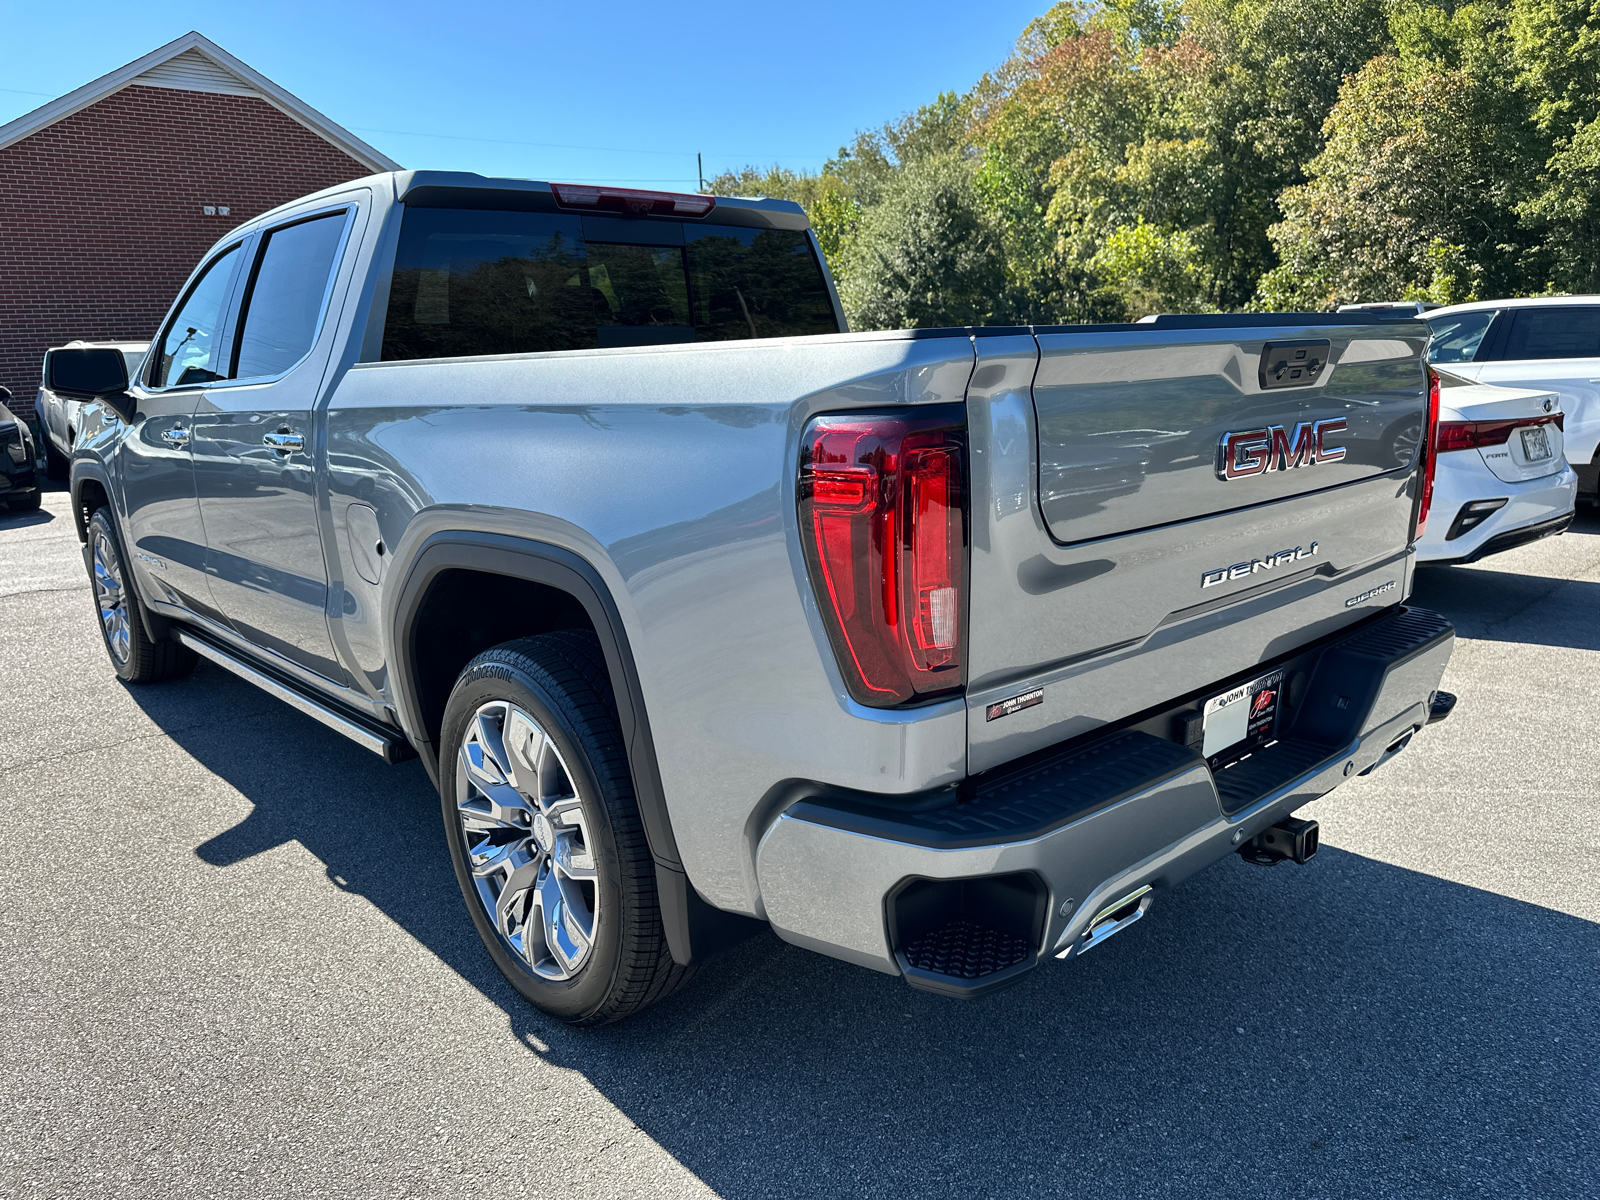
[0,31,399,421]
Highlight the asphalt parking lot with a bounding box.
[1,484,1596,1200]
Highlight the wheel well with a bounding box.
[74,479,109,541]
[408,568,595,748]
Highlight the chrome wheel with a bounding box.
[92,530,130,664]
[454,700,599,980]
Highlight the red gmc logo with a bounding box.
[1216,419,1347,480]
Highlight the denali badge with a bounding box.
[986,689,1044,722]
[1202,542,1319,589]
[1217,419,1347,480]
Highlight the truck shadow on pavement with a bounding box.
[0,504,57,531]
[128,661,1599,1200]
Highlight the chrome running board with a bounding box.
[173,629,415,763]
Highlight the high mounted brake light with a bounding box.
[550,183,716,217]
[1434,412,1563,453]
[798,408,967,707]
[1413,367,1442,542]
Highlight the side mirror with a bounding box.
[46,347,134,422]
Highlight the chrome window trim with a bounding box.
[207,202,362,391]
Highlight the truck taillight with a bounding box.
[798,408,967,706]
[1413,367,1442,542]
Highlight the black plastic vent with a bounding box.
[901,920,1033,980]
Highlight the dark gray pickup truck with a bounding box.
[51,171,1455,1024]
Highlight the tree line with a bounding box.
[710,0,1600,328]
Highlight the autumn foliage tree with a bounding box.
[711,0,1600,328]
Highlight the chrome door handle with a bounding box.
[263,431,305,453]
[160,426,189,447]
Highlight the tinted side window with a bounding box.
[380,208,840,362]
[686,226,838,342]
[151,244,242,388]
[1502,307,1600,360]
[1426,310,1495,363]
[231,212,348,379]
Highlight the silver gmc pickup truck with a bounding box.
[52,171,1456,1024]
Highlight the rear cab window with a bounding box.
[380,206,839,362]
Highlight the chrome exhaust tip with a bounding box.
[1057,884,1152,959]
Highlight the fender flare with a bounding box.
[386,529,761,965]
[67,458,114,543]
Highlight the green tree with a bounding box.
[837,155,1012,328]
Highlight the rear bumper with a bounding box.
[1415,459,1576,563]
[1426,511,1574,565]
[756,606,1454,990]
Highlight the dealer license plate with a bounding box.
[1202,669,1283,763]
[1520,424,1552,461]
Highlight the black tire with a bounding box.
[43,437,68,481]
[84,507,197,683]
[439,631,693,1025]
[7,488,41,512]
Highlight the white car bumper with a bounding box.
[1416,450,1577,563]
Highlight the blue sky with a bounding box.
[0,0,1045,189]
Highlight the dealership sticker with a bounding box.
[986,689,1044,722]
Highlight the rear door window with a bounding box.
[231,211,349,379]
[1500,306,1600,360]
[381,208,838,362]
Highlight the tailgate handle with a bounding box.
[1259,340,1330,390]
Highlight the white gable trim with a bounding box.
[133,48,262,97]
[0,31,400,172]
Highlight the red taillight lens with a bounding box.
[799,408,967,706]
[1435,412,1563,453]
[1413,367,1442,541]
[550,183,716,217]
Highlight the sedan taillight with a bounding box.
[799,407,967,706]
[1435,411,1562,453]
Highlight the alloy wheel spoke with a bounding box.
[542,794,584,827]
[494,857,543,939]
[552,829,597,880]
[460,740,507,792]
[538,864,594,974]
[534,739,572,814]
[467,835,535,880]
[503,709,544,794]
[473,708,513,778]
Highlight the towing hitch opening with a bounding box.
[1238,817,1319,866]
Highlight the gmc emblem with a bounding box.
[1216,419,1347,480]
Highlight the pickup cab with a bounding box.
[52,172,1456,1024]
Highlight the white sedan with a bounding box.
[1417,370,1577,564]
[1426,297,1600,504]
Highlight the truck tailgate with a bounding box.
[963,320,1430,773]
[1034,319,1428,543]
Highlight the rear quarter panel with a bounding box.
[323,332,975,916]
